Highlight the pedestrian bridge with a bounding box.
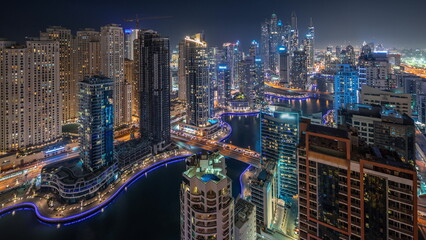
[171,134,261,168]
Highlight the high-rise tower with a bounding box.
[180,151,234,240]
[78,76,114,172]
[261,104,300,199]
[100,24,131,126]
[0,39,62,152]
[40,26,75,123]
[135,30,171,154]
[305,18,315,72]
[179,34,211,127]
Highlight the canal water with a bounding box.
[0,97,331,240]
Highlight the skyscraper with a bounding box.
[358,51,391,90]
[289,11,299,55]
[41,75,117,201]
[40,26,75,123]
[179,33,211,127]
[180,151,234,240]
[249,40,259,58]
[217,64,231,107]
[261,104,300,199]
[73,28,101,84]
[290,50,308,89]
[261,14,285,74]
[0,39,62,152]
[304,18,315,72]
[100,24,131,126]
[297,123,418,240]
[279,46,291,85]
[124,28,139,60]
[135,30,171,154]
[78,76,114,172]
[334,64,359,119]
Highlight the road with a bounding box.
[171,130,261,168]
[0,152,79,192]
[265,82,333,95]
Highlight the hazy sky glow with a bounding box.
[1,0,426,49]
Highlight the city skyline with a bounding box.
[1,0,426,49]
[0,1,425,239]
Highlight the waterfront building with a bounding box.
[180,151,234,240]
[100,24,132,126]
[334,64,359,120]
[0,39,62,152]
[250,161,277,231]
[78,76,114,171]
[178,33,211,127]
[41,76,117,201]
[297,123,417,240]
[40,26,75,123]
[261,104,300,200]
[234,198,256,240]
[360,84,412,116]
[135,30,171,154]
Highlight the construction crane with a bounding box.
[123,14,172,29]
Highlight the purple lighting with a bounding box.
[0,155,190,225]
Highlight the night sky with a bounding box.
[1,0,425,49]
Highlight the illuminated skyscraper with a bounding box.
[73,28,101,85]
[261,14,285,74]
[261,104,300,199]
[279,46,290,85]
[334,64,359,120]
[100,24,131,126]
[358,51,391,90]
[217,64,231,107]
[290,50,307,89]
[78,76,114,172]
[340,45,356,66]
[135,30,171,154]
[249,40,259,58]
[297,123,418,240]
[0,39,62,152]
[40,26,75,123]
[179,33,211,127]
[289,11,299,55]
[124,28,139,60]
[180,151,234,240]
[304,18,315,72]
[222,41,242,88]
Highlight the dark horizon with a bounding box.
[1,0,426,50]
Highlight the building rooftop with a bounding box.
[234,198,255,229]
[306,124,349,139]
[183,151,228,183]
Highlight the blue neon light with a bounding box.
[0,155,190,225]
[45,147,65,154]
